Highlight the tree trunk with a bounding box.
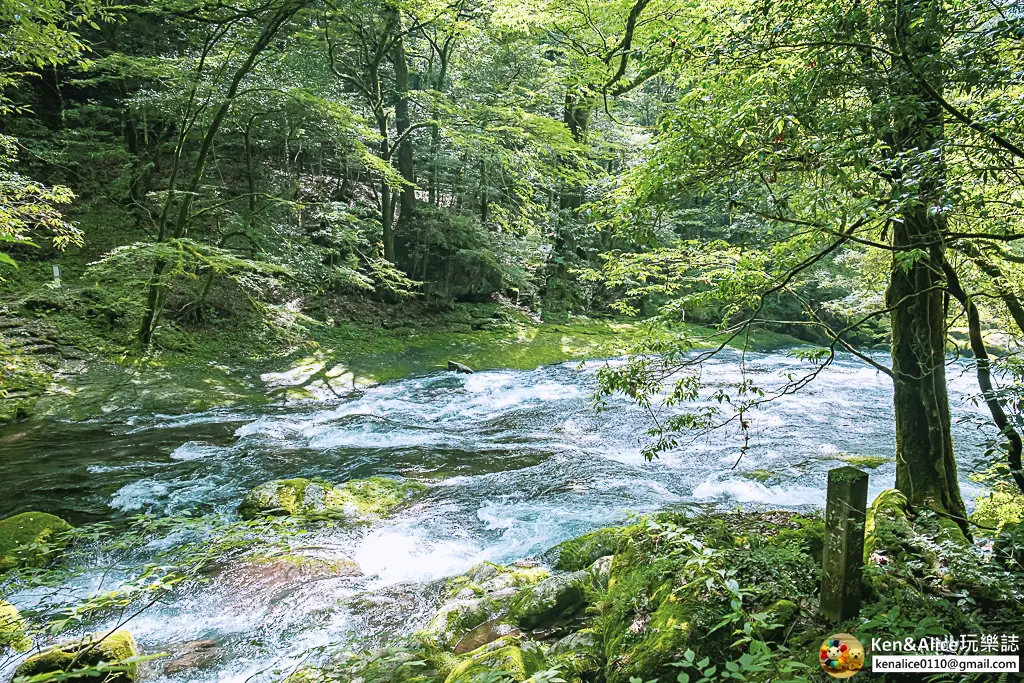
[885,0,967,530]
[393,11,416,225]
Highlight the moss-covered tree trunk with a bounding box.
[885,0,967,531]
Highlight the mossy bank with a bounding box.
[277,495,1024,683]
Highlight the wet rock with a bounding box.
[421,562,551,649]
[238,476,425,520]
[550,628,598,655]
[0,511,73,572]
[0,600,31,652]
[162,639,220,675]
[448,361,473,374]
[453,618,521,654]
[423,597,495,649]
[507,570,589,630]
[15,629,138,682]
[466,562,499,584]
[223,556,360,592]
[454,587,477,600]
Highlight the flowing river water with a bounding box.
[0,349,996,682]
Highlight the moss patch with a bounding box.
[741,469,774,482]
[0,511,73,571]
[15,629,138,682]
[443,637,546,683]
[838,453,892,469]
[237,476,425,520]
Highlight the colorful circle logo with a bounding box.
[819,633,865,678]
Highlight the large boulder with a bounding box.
[14,629,138,682]
[507,570,590,630]
[238,476,425,520]
[424,597,497,649]
[0,600,31,652]
[0,511,73,571]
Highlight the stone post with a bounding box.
[820,466,868,623]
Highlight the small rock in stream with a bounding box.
[162,639,220,675]
[448,360,474,374]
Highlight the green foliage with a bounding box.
[0,136,81,273]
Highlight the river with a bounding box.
[0,349,994,682]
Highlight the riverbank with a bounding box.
[0,288,805,425]
[2,489,1021,683]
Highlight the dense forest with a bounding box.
[2,0,1024,682]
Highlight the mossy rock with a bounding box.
[548,629,604,683]
[507,570,590,630]
[546,527,624,571]
[598,521,735,683]
[422,561,552,649]
[14,629,138,682]
[443,636,546,683]
[838,454,892,469]
[0,600,31,652]
[602,577,698,683]
[0,511,73,571]
[422,597,497,649]
[238,476,425,520]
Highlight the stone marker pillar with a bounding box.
[820,466,868,623]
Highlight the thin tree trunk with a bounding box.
[138,3,299,346]
[393,10,416,226]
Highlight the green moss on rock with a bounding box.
[0,600,31,652]
[443,636,546,683]
[839,454,892,469]
[14,629,138,682]
[548,629,603,683]
[507,570,590,630]
[0,511,73,571]
[238,476,425,520]
[335,476,427,520]
[547,527,624,571]
[602,577,697,683]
